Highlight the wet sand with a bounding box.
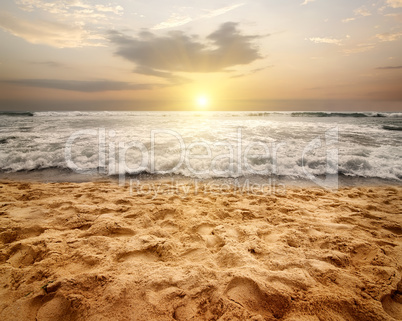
[0,180,401,320]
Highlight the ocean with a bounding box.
[0,111,401,185]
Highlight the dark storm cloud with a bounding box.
[2,79,164,92]
[108,22,263,77]
[376,66,402,70]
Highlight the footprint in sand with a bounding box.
[224,277,290,319]
[382,223,402,235]
[114,199,132,206]
[160,220,179,233]
[116,250,160,263]
[349,243,392,267]
[382,279,402,320]
[80,215,136,238]
[0,292,70,321]
[196,224,224,249]
[261,230,282,245]
[180,248,210,262]
[35,294,74,321]
[0,225,46,244]
[6,243,46,268]
[196,223,215,235]
[152,207,177,221]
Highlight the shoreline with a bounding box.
[0,180,401,320]
[0,168,401,188]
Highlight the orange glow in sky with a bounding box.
[0,1,401,111]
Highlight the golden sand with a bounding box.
[0,180,401,320]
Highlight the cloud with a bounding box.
[201,3,246,19]
[151,3,245,30]
[354,6,371,16]
[376,31,402,41]
[152,15,193,30]
[376,65,402,69]
[343,5,373,24]
[307,37,342,45]
[3,1,124,47]
[387,0,402,8]
[30,61,65,68]
[384,13,402,22]
[95,4,124,15]
[341,43,375,55]
[301,0,316,5]
[16,0,123,19]
[109,22,262,77]
[230,66,272,79]
[134,66,191,85]
[2,79,162,92]
[0,12,101,48]
[16,0,87,14]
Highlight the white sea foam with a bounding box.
[0,111,400,181]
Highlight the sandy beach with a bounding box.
[1,0,402,317]
[0,180,400,320]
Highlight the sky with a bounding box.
[0,0,401,111]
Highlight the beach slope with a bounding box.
[0,181,401,320]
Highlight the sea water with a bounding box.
[0,111,401,184]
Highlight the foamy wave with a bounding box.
[24,111,402,118]
[290,112,402,118]
[0,143,400,181]
[0,111,401,182]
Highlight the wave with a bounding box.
[33,111,111,117]
[0,110,400,183]
[244,112,273,117]
[32,111,179,117]
[27,111,402,118]
[0,136,16,144]
[0,111,34,117]
[1,166,401,185]
[0,153,400,182]
[383,125,402,131]
[0,110,400,119]
[289,112,400,118]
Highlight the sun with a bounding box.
[196,95,209,109]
